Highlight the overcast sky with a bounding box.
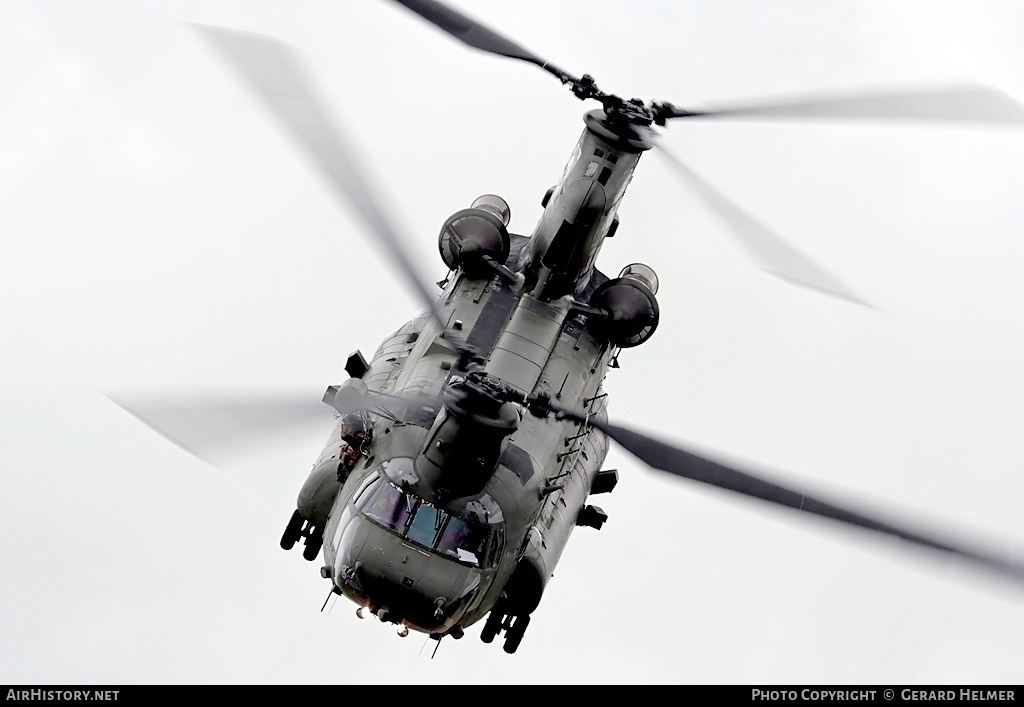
[2,0,1024,685]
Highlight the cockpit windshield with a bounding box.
[437,515,482,565]
[362,477,415,532]
[406,502,445,548]
[356,473,499,567]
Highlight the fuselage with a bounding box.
[293,109,653,638]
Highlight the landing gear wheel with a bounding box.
[281,510,304,550]
[302,528,323,561]
[480,609,504,644]
[502,614,530,654]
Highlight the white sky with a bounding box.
[2,0,1024,685]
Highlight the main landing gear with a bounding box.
[480,602,531,654]
[280,509,323,561]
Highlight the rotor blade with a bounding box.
[108,392,332,464]
[110,388,442,464]
[359,389,444,427]
[388,0,577,85]
[554,406,1024,584]
[661,85,1024,124]
[192,25,447,332]
[657,144,873,307]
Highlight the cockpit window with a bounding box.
[486,523,505,566]
[357,476,502,568]
[438,516,469,550]
[353,471,381,507]
[406,502,445,549]
[437,516,487,566]
[361,480,415,532]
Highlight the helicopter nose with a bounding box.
[334,516,481,633]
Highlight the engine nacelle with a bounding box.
[587,263,660,348]
[438,195,511,277]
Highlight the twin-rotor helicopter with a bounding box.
[118,0,1024,654]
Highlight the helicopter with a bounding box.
[112,0,1024,657]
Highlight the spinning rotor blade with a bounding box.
[659,85,1024,124]
[554,406,1024,584]
[388,0,579,85]
[192,25,446,332]
[109,393,332,463]
[110,389,442,464]
[657,145,872,307]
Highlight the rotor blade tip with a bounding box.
[763,269,880,311]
